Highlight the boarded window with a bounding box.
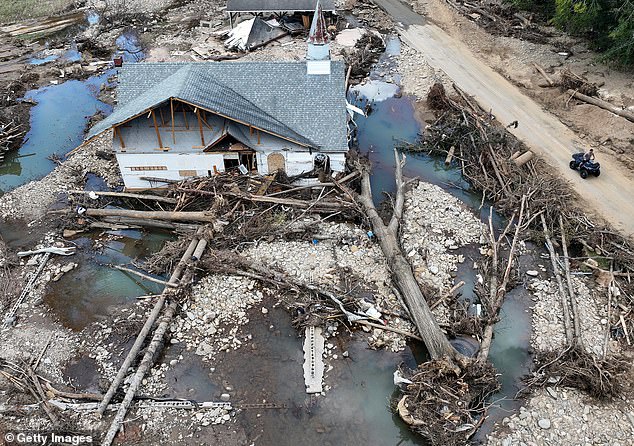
[129,166,167,171]
[178,170,197,177]
[267,152,285,173]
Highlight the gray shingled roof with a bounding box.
[226,0,335,13]
[88,61,348,152]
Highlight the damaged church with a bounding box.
[86,3,349,190]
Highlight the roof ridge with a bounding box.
[180,66,318,147]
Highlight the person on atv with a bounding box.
[583,148,595,163]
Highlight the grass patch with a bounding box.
[0,0,74,24]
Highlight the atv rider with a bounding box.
[583,148,595,163]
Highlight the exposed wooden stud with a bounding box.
[257,129,261,145]
[115,126,125,149]
[177,98,311,148]
[151,110,163,148]
[196,109,205,146]
[170,98,175,145]
[159,108,165,126]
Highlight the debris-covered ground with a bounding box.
[1,0,634,445]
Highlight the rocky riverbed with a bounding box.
[486,268,634,445]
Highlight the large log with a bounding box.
[85,208,216,223]
[177,187,350,210]
[94,216,200,231]
[567,90,634,123]
[100,238,207,446]
[355,149,462,362]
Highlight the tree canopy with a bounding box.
[509,0,634,67]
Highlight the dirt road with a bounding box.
[373,0,634,238]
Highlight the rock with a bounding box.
[429,265,439,275]
[546,387,557,399]
[526,270,539,277]
[538,418,551,429]
[220,393,231,402]
[261,307,268,314]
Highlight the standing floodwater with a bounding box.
[0,73,113,193]
[351,74,533,436]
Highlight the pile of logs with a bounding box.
[61,170,362,246]
[444,0,550,43]
[342,33,385,85]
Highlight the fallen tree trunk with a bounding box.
[85,208,216,223]
[177,187,351,211]
[533,62,555,87]
[559,215,583,344]
[541,214,575,345]
[477,196,526,363]
[92,216,200,232]
[567,90,634,123]
[100,238,207,446]
[354,149,463,363]
[97,235,200,417]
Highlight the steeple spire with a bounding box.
[307,0,328,45]
[306,0,331,75]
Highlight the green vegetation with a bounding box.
[508,0,634,67]
[0,0,73,24]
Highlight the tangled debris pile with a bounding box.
[441,0,553,44]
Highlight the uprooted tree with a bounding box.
[355,149,465,363]
[351,149,513,444]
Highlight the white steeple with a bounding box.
[306,0,330,75]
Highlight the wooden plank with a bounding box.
[255,174,275,195]
[114,126,125,149]
[170,98,175,145]
[196,108,205,146]
[151,110,163,148]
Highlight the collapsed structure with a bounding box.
[86,2,348,190]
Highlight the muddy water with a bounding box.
[198,306,427,446]
[351,77,533,438]
[44,229,171,330]
[0,73,113,193]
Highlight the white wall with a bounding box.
[116,152,225,189]
[117,150,348,189]
[255,151,347,176]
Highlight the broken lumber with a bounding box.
[85,208,216,223]
[68,190,177,204]
[111,265,177,288]
[444,145,456,165]
[567,90,634,123]
[513,151,534,167]
[533,62,555,87]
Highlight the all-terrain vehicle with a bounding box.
[570,153,601,179]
